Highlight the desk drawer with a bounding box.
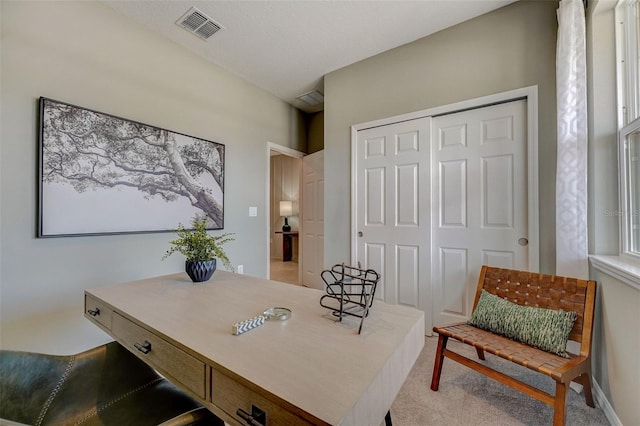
[211,368,312,426]
[84,294,113,330]
[112,312,206,399]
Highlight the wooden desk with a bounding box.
[274,231,299,261]
[85,271,424,425]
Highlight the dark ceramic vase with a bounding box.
[185,259,216,283]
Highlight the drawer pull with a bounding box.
[87,308,100,316]
[134,340,152,354]
[236,405,266,426]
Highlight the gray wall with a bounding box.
[0,1,306,353]
[587,2,619,256]
[307,111,325,154]
[324,0,559,272]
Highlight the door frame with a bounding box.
[266,142,305,280]
[350,86,540,327]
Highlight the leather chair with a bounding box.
[0,342,223,426]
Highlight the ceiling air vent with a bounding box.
[176,7,222,40]
[297,90,324,107]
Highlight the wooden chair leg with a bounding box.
[430,335,448,391]
[553,382,569,426]
[577,372,595,407]
[475,347,485,360]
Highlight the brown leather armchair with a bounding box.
[0,342,223,426]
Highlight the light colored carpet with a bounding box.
[389,336,609,426]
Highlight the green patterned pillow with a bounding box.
[467,290,578,358]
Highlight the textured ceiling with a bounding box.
[105,0,517,112]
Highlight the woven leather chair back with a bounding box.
[473,265,597,343]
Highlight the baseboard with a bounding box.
[592,379,623,426]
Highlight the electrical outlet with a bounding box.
[237,265,244,274]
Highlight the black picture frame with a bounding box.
[37,97,225,237]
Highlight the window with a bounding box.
[590,0,640,289]
[619,117,640,256]
[616,0,640,126]
[617,0,640,257]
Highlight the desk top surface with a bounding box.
[86,271,424,425]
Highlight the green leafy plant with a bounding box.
[163,215,235,271]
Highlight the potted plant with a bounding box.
[163,215,235,282]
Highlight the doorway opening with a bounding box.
[267,143,303,285]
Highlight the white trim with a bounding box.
[593,378,624,426]
[589,254,640,291]
[615,0,640,126]
[526,87,540,272]
[350,125,358,266]
[353,86,534,130]
[267,142,305,159]
[265,142,305,279]
[615,2,627,128]
[351,85,540,271]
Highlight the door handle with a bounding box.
[236,405,266,426]
[358,231,363,237]
[518,237,528,246]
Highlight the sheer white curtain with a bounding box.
[556,0,588,279]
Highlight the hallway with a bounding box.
[270,259,300,286]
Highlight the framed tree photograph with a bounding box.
[38,97,225,237]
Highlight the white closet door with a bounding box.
[431,100,529,326]
[354,118,432,331]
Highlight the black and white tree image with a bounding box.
[39,98,225,236]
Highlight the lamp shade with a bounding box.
[279,201,293,217]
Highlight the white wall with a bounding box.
[0,1,306,354]
[324,0,559,273]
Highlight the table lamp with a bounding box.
[279,201,292,232]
